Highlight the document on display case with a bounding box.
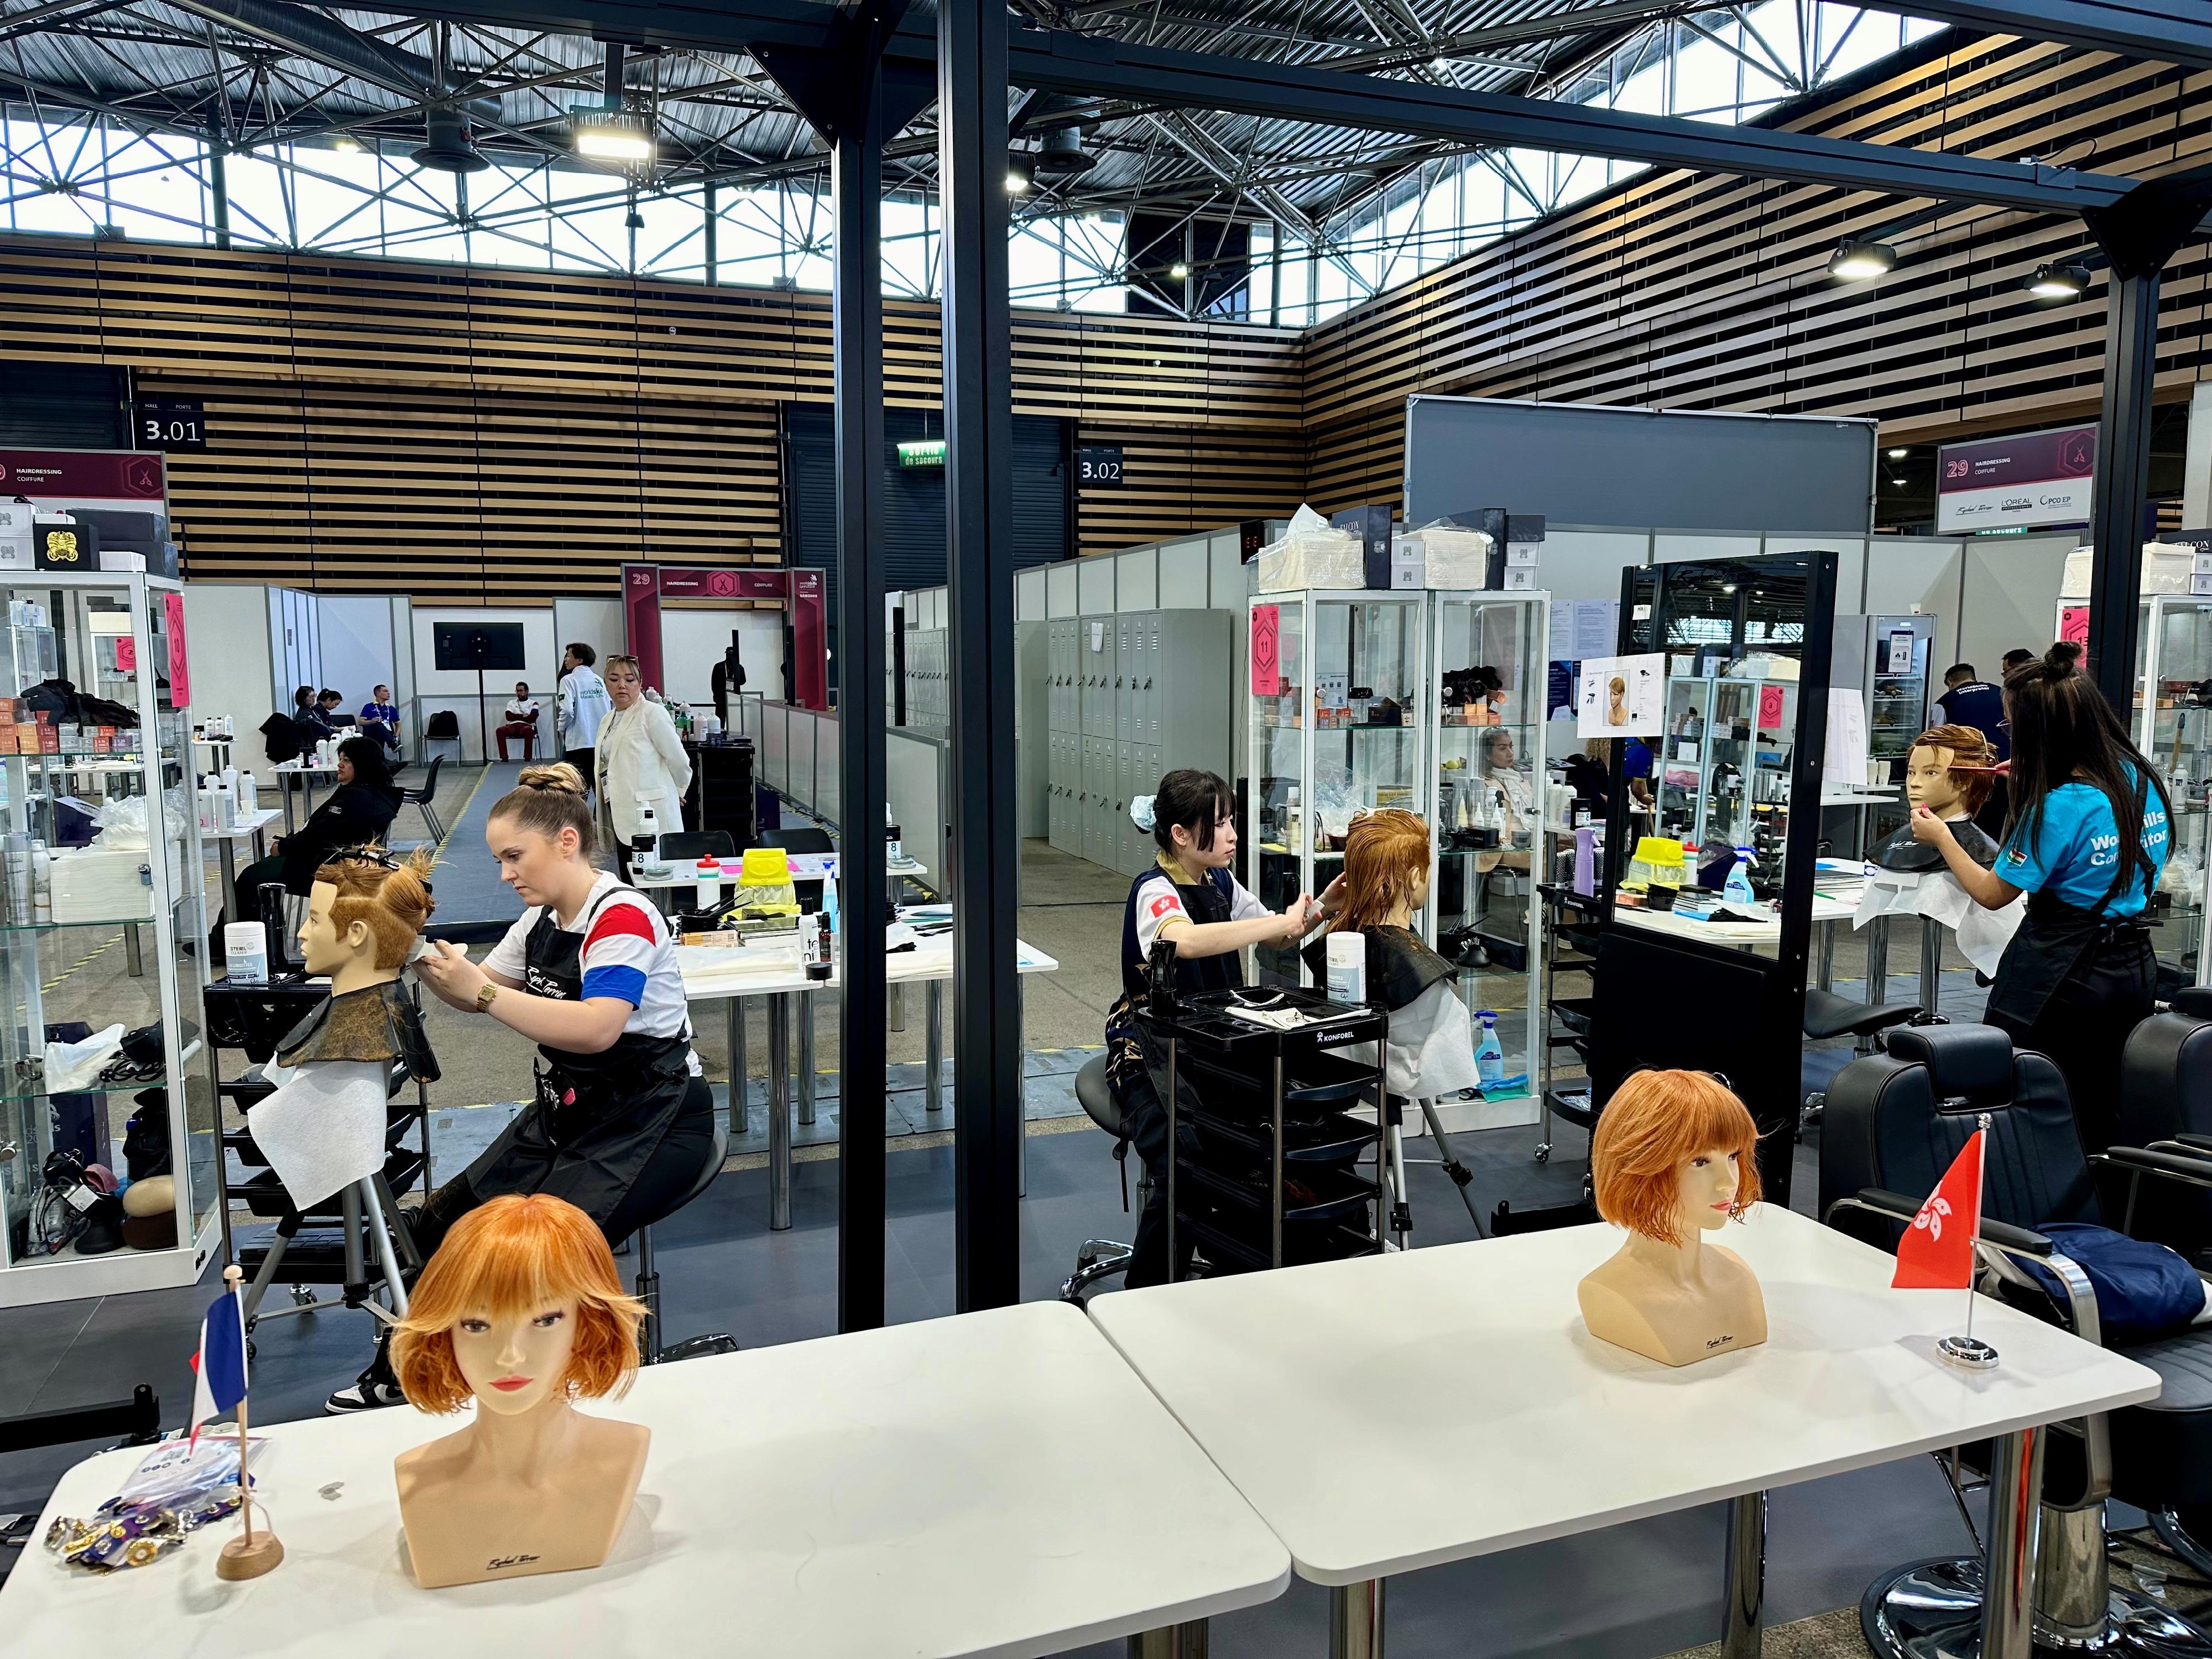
[1575,652,1665,738]
[1825,689,1869,789]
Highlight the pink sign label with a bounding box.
[114,635,136,672]
[164,592,189,706]
[1757,684,1786,732]
[1251,606,1280,697]
[2059,605,2091,647]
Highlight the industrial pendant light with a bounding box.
[2025,262,2091,301]
[1035,127,1096,176]
[1827,239,1896,281]
[573,44,656,165]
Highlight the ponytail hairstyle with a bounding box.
[489,762,596,860]
[311,845,436,969]
[2003,641,2171,904]
[1330,808,1432,933]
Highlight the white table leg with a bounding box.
[727,995,749,1136]
[1722,1490,1766,1659]
[769,993,792,1232]
[1329,1578,1384,1659]
[925,979,943,1114]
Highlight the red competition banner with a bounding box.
[163,592,188,706]
[1757,684,1786,732]
[622,564,664,691]
[2059,605,2091,648]
[0,450,165,500]
[116,635,136,673]
[1251,605,1280,697]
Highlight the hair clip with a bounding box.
[327,844,402,870]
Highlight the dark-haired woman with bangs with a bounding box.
[1910,641,2171,1150]
[1102,768,1339,1286]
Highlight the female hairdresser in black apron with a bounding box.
[326,762,712,1412]
[1910,642,2171,1153]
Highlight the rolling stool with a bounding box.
[1799,988,1921,1130]
[633,1113,741,1365]
[1061,1054,1150,1303]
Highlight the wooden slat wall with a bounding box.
[1297,34,2212,516]
[6,29,2210,588]
[0,237,1305,595]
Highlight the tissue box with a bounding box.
[1420,526,1494,589]
[1257,528,1364,592]
[50,838,184,923]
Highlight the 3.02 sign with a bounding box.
[1075,446,1124,486]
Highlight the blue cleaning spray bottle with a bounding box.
[1475,1010,1505,1092]
[1723,847,1757,906]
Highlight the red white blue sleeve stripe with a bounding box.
[580,900,659,1008]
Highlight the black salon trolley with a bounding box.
[1136,987,1389,1275]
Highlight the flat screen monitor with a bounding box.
[432,622,526,672]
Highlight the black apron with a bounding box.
[460,884,697,1227]
[1985,779,2156,1035]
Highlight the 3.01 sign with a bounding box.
[135,399,206,452]
[1075,446,1124,486]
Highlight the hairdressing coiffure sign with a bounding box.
[1935,425,2095,535]
[0,449,168,572]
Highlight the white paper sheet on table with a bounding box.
[246,1057,390,1210]
[1825,690,1870,788]
[1853,863,2025,977]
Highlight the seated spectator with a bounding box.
[497,681,541,762]
[360,684,402,759]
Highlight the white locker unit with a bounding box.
[1046,608,1236,877]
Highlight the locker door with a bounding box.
[1141,614,1161,747]
[1083,739,1100,865]
[1116,740,1135,872]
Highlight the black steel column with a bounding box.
[832,69,889,1333]
[938,0,1022,1311]
[2084,269,2159,713]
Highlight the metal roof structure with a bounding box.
[0,0,1971,311]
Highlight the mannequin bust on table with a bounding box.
[1871,724,2001,872]
[1577,1070,1768,1367]
[390,1193,648,1589]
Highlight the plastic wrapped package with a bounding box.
[2060,541,2198,598]
[1256,504,1364,593]
[1415,523,1494,589]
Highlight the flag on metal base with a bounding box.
[1893,1123,1997,1369]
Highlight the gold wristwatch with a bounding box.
[476,982,500,1014]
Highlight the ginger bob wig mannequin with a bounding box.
[1578,1070,1768,1367]
[389,1194,650,1588]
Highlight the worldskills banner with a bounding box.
[622,564,827,711]
[1935,425,2094,534]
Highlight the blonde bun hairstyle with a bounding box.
[490,761,596,858]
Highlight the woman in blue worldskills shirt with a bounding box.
[1908,641,2170,1153]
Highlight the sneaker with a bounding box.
[324,1377,406,1413]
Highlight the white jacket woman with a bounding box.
[594,655,691,867]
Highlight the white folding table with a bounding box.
[207,805,283,917]
[269,760,339,836]
[0,1302,1290,1658]
[679,929,1059,1229]
[1088,1203,2161,1658]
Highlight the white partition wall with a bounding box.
[180,583,280,755]
[410,606,561,764]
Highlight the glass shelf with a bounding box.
[0,1040,204,1105]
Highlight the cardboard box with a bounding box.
[38,724,59,753]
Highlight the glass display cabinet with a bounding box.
[1248,589,1427,987]
[1646,673,1801,888]
[1865,614,1934,843]
[1429,591,1549,1125]
[0,573,215,1307]
[2136,596,2212,988]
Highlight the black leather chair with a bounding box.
[630,1112,740,1364]
[1061,1054,1147,1303]
[1822,1024,2212,1659]
[2115,994,2212,1263]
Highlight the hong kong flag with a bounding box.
[1892,1130,1984,1290]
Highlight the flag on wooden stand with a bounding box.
[1893,1130,1984,1290]
[187,1282,248,1446]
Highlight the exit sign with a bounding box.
[898,438,946,468]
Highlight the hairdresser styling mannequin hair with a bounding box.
[1911,642,2171,1151]
[1102,769,1342,1287]
[326,765,713,1413]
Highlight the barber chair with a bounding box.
[632,1112,740,1365]
[1062,1054,1149,1303]
[1821,1024,2212,1659]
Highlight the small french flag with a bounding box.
[187,1285,249,1447]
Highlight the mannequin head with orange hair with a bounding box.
[1331,808,1432,932]
[1591,1070,1762,1246]
[392,1193,644,1415]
